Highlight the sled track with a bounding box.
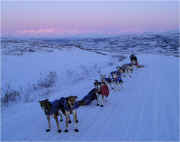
[2,55,179,141]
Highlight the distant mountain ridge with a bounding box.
[1,32,180,57]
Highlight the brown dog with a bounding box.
[39,99,62,133]
[39,96,79,133]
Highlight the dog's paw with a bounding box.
[58,129,62,133]
[75,120,79,123]
[68,120,72,124]
[96,104,100,106]
[74,128,79,132]
[100,105,104,107]
[46,129,50,132]
[60,119,63,122]
[64,129,68,133]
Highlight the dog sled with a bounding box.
[78,88,98,106]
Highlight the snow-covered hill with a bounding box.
[2,32,180,57]
[1,47,179,141]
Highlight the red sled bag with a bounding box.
[100,84,109,97]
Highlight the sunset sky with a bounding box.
[1,1,179,38]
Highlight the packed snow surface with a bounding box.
[1,46,179,141]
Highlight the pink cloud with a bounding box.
[18,28,55,34]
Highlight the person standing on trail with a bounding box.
[130,54,138,66]
[130,54,145,68]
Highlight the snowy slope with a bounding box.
[1,48,179,141]
[1,48,115,102]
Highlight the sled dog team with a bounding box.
[39,54,143,133]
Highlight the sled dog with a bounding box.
[39,96,79,133]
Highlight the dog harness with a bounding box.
[59,97,79,111]
[46,97,79,115]
[46,99,61,115]
[104,77,112,83]
[117,76,123,83]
